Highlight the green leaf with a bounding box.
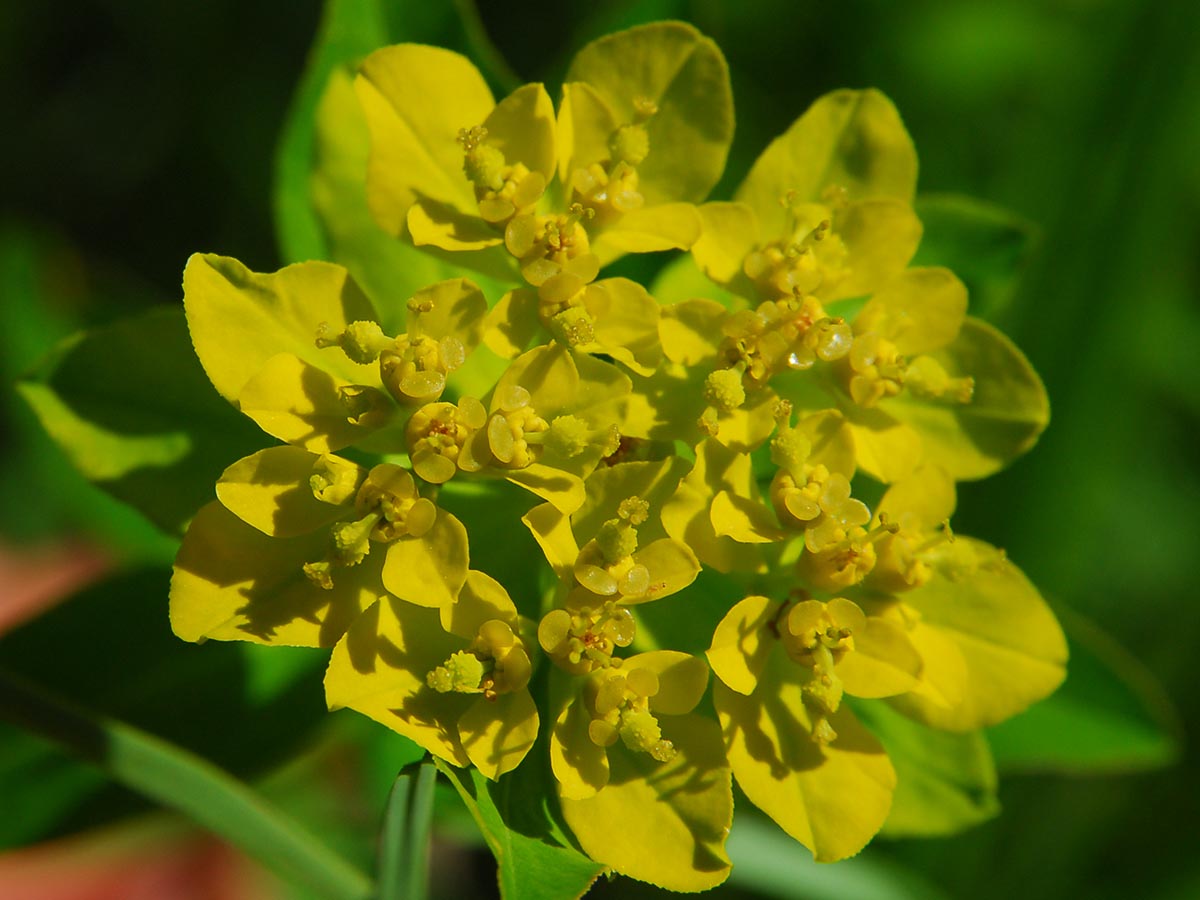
[435,759,603,900]
[0,668,372,900]
[912,193,1039,322]
[0,224,176,553]
[632,566,745,657]
[987,608,1182,774]
[273,0,392,263]
[726,814,950,900]
[0,568,329,847]
[853,700,999,838]
[0,728,109,848]
[436,479,547,619]
[17,307,266,536]
[449,0,522,94]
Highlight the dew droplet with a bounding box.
[607,607,636,647]
[816,324,853,361]
[619,564,651,598]
[788,349,814,370]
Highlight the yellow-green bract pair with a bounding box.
[169,19,1065,893]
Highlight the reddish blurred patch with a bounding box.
[0,540,110,636]
[0,825,284,900]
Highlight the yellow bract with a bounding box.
[325,570,538,779]
[707,595,913,860]
[355,19,729,333]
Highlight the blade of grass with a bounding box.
[0,669,373,900]
[378,759,438,900]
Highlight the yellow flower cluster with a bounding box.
[170,21,1064,891]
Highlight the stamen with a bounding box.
[331,512,381,566]
[703,368,747,413]
[302,560,334,591]
[427,650,487,694]
[315,320,396,365]
[632,96,658,122]
[309,454,362,505]
[456,125,488,152]
[538,601,635,673]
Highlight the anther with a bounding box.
[315,320,396,365]
[632,96,658,122]
[456,125,488,151]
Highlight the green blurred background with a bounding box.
[1,0,1197,898]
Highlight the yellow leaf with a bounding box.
[561,715,732,891]
[715,669,895,862]
[737,89,917,238]
[567,22,734,206]
[593,203,702,261]
[183,254,378,403]
[585,278,664,376]
[380,508,470,607]
[661,439,765,574]
[484,288,542,358]
[885,316,1050,480]
[325,597,471,766]
[710,490,785,543]
[216,446,359,537]
[484,83,557,184]
[440,570,518,639]
[855,267,967,356]
[890,538,1068,730]
[460,690,539,780]
[171,501,380,647]
[551,692,610,800]
[707,594,777,696]
[627,651,708,715]
[691,201,759,287]
[356,44,493,234]
[522,501,579,579]
[406,200,505,251]
[837,617,923,699]
[237,353,392,452]
[658,298,725,366]
[557,81,617,184]
[798,409,858,478]
[572,457,690,547]
[506,464,586,515]
[406,277,488,350]
[626,538,701,604]
[845,408,924,483]
[833,200,923,301]
[876,464,958,530]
